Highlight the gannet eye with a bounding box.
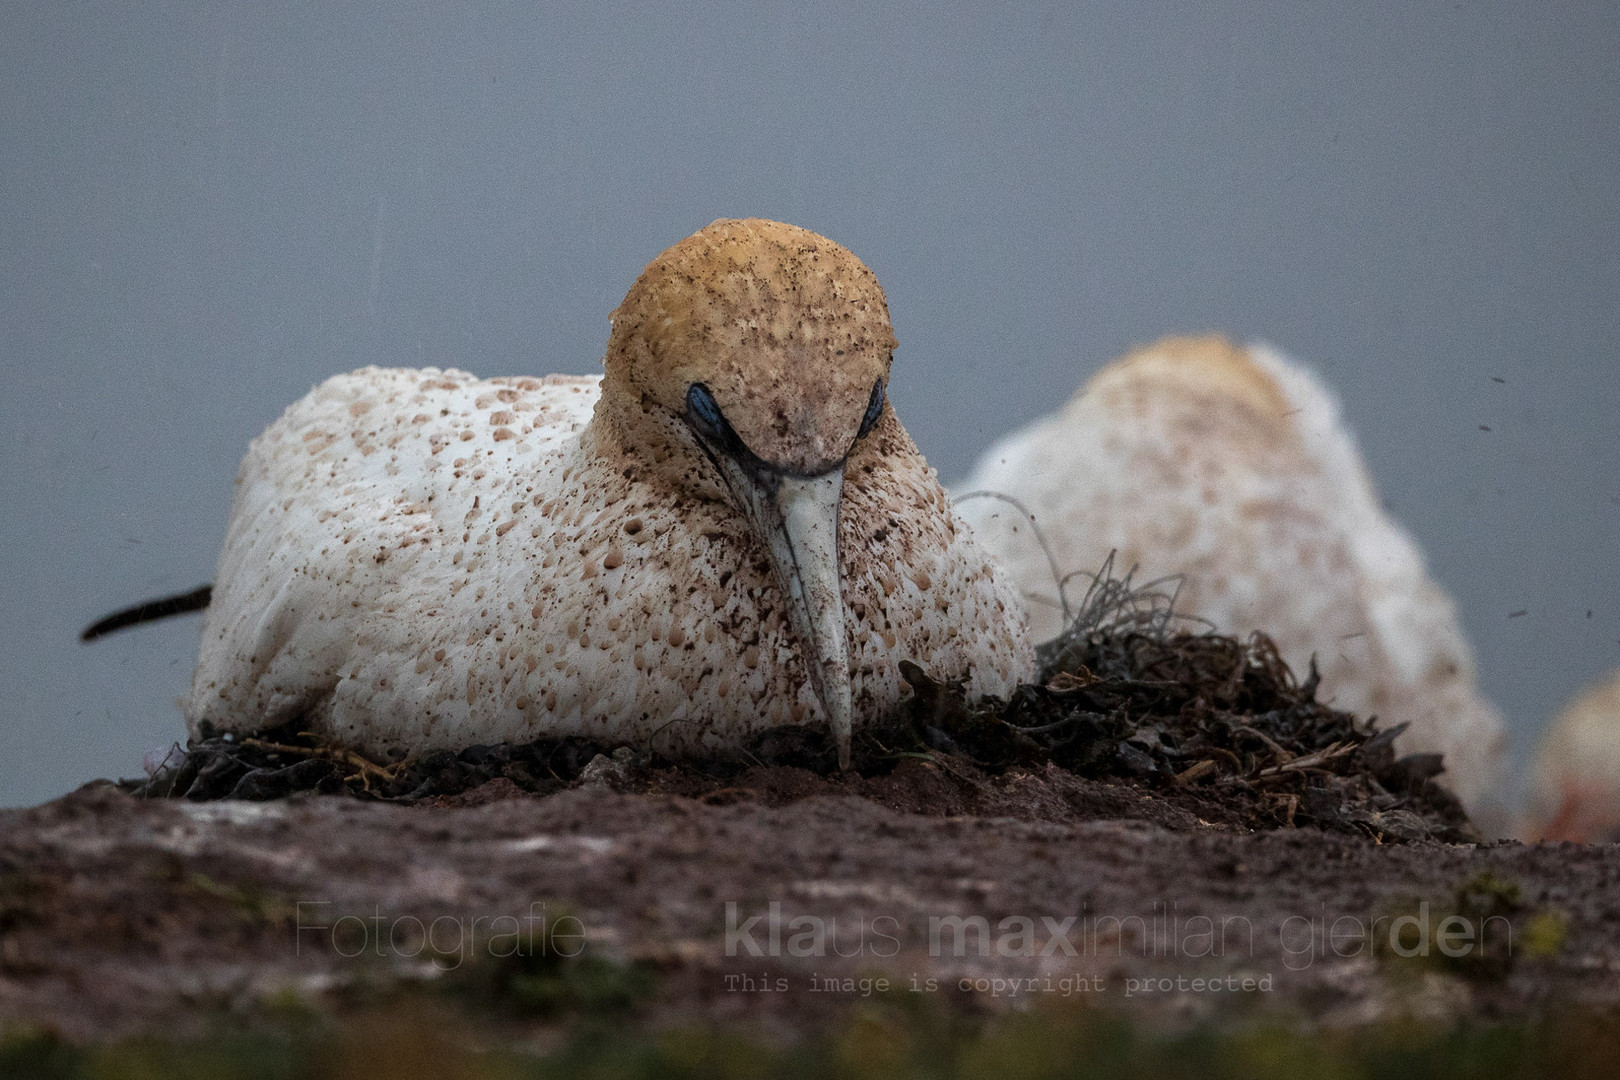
[685,383,728,443]
[857,379,885,440]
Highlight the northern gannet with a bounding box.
[1528,672,1620,842]
[183,219,1034,767]
[954,335,1510,831]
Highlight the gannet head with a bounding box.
[600,219,899,769]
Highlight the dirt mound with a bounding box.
[0,782,1596,1053]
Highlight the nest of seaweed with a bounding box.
[120,560,1477,843]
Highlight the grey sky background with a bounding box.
[2,2,1615,808]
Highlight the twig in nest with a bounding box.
[239,737,402,784]
[1235,725,1291,760]
[1060,552,1186,643]
[1175,759,1219,786]
[1253,741,1354,779]
[1045,670,1099,693]
[1007,715,1086,736]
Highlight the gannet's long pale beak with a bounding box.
[716,461,853,769]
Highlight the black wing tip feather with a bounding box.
[80,585,213,642]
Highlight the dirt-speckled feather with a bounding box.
[188,219,1033,759]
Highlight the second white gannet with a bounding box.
[186,219,1034,767]
[954,335,1510,831]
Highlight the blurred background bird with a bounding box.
[955,336,1512,834]
[1527,672,1620,842]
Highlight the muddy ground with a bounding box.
[4,620,1619,1074]
[2,770,1617,1046]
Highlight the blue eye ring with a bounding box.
[686,382,726,440]
[857,379,885,439]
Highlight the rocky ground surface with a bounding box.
[1,775,1617,1045]
[4,611,1617,1075]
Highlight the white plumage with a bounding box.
[187,220,1033,763]
[954,335,1510,831]
[1528,671,1620,842]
